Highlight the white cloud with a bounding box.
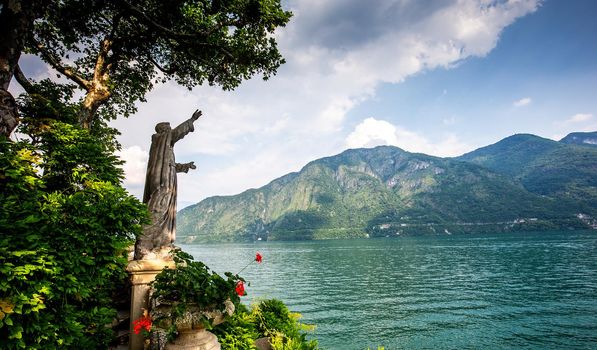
[346,118,399,148]
[176,136,339,206]
[551,113,597,140]
[107,1,541,202]
[566,113,593,123]
[513,97,532,107]
[325,0,540,91]
[116,146,148,198]
[346,117,472,157]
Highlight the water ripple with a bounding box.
[181,231,597,349]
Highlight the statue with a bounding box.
[134,109,201,260]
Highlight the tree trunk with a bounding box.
[0,0,33,137]
[78,38,113,129]
[0,0,28,137]
[80,87,111,129]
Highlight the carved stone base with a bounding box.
[135,244,176,261]
[151,303,230,350]
[165,329,220,350]
[127,259,175,350]
[254,337,272,350]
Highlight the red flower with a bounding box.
[133,316,152,335]
[235,281,245,296]
[255,252,263,263]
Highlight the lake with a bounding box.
[179,231,597,349]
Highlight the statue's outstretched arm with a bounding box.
[172,109,202,144]
[175,161,197,173]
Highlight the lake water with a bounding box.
[179,231,597,349]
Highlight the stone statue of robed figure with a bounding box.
[134,109,202,260]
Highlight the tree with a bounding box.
[0,80,148,348]
[2,0,291,132]
[0,0,47,136]
[0,0,292,347]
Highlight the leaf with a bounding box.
[0,299,15,315]
[10,329,22,340]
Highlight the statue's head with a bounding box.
[155,122,171,133]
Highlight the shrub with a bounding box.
[0,107,146,349]
[213,299,318,350]
[150,249,244,340]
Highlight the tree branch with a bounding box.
[32,39,91,91]
[120,0,243,40]
[147,53,177,74]
[218,46,234,60]
[79,36,114,128]
[14,64,35,94]
[121,1,208,39]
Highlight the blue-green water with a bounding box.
[180,231,597,349]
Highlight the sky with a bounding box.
[13,0,597,209]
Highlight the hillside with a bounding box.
[457,133,597,209]
[178,138,596,242]
[456,134,561,177]
[560,131,597,146]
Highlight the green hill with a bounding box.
[560,131,597,147]
[456,134,561,177]
[457,133,597,209]
[178,139,595,242]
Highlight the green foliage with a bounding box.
[27,0,292,122]
[3,2,294,348]
[0,82,146,348]
[212,304,259,350]
[458,133,597,211]
[152,249,243,308]
[150,249,244,338]
[253,299,306,340]
[213,299,318,350]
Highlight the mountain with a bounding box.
[456,133,597,209]
[178,136,596,242]
[560,131,597,147]
[456,134,561,177]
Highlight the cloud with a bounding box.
[270,0,542,133]
[551,113,597,140]
[346,118,399,148]
[116,146,148,197]
[170,0,539,201]
[346,117,472,157]
[566,113,593,123]
[176,135,340,206]
[16,1,541,203]
[513,97,532,107]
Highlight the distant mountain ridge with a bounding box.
[559,131,597,146]
[456,133,597,209]
[177,132,597,242]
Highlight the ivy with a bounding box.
[0,85,147,348]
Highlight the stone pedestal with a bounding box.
[150,302,230,350]
[254,337,272,350]
[127,259,175,350]
[165,328,220,350]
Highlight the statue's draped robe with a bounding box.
[135,118,195,259]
